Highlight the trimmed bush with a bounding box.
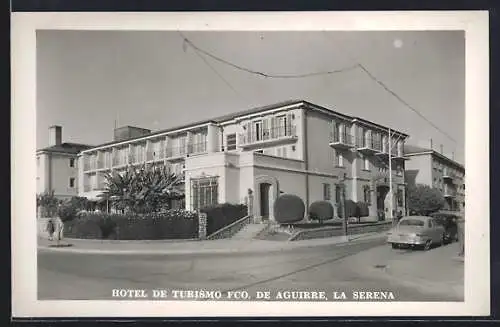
[57,202,78,222]
[64,210,199,240]
[357,201,370,217]
[201,203,248,236]
[274,194,305,224]
[308,201,334,223]
[338,199,359,218]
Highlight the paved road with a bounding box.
[38,238,462,302]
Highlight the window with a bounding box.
[276,115,288,136]
[69,158,75,167]
[428,220,433,228]
[363,157,370,170]
[253,121,263,141]
[363,185,371,204]
[255,149,264,154]
[397,189,403,206]
[335,185,342,204]
[69,178,75,188]
[282,146,288,158]
[336,151,344,167]
[191,177,219,211]
[323,183,331,201]
[226,133,237,151]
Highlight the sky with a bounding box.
[36,30,465,164]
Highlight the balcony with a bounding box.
[442,169,454,183]
[166,146,187,161]
[146,148,165,162]
[188,142,207,156]
[443,186,456,198]
[239,125,297,149]
[356,137,383,156]
[84,184,91,192]
[329,131,355,150]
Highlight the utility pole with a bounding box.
[340,173,348,240]
[388,127,394,226]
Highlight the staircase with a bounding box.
[231,223,268,240]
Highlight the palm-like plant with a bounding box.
[100,163,185,214]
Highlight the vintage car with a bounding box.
[387,216,446,250]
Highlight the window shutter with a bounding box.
[286,113,292,135]
[270,116,276,138]
[246,122,251,143]
[282,146,287,158]
[262,118,269,140]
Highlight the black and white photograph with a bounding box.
[11,11,489,317]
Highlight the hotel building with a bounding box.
[404,143,465,212]
[78,100,409,222]
[36,125,93,200]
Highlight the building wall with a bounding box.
[405,154,433,187]
[37,152,79,199]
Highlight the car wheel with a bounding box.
[440,234,445,246]
[391,243,398,249]
[424,239,432,251]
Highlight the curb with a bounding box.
[37,233,387,256]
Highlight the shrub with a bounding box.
[308,201,334,223]
[65,210,199,240]
[274,194,305,224]
[201,203,248,235]
[338,199,359,218]
[57,202,78,222]
[356,201,370,217]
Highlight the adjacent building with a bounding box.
[404,143,465,212]
[36,125,93,200]
[78,100,409,222]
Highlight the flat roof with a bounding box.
[82,99,410,152]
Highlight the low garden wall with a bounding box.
[288,221,393,241]
[207,215,252,240]
[60,203,248,241]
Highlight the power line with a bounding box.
[321,32,456,144]
[178,31,359,79]
[187,38,247,103]
[356,63,457,144]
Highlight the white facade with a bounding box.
[78,100,408,221]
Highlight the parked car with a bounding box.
[387,216,446,251]
[429,212,459,244]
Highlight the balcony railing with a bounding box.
[84,184,91,192]
[166,145,187,159]
[239,125,297,147]
[443,186,456,197]
[356,136,383,155]
[146,148,165,161]
[188,142,207,155]
[329,130,355,149]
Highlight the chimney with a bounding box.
[430,138,433,150]
[440,144,444,154]
[49,125,62,146]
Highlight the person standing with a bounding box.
[46,218,55,241]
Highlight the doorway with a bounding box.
[260,183,272,220]
[376,185,390,220]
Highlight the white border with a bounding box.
[11,11,490,317]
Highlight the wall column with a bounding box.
[207,123,219,153]
[77,155,84,196]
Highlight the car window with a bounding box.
[428,220,433,228]
[399,219,425,227]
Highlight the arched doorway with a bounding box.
[260,183,272,220]
[254,175,279,222]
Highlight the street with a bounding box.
[38,238,463,302]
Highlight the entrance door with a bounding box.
[260,183,271,220]
[376,185,389,220]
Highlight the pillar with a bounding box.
[207,123,219,153]
[198,212,207,239]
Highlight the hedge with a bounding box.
[308,201,334,222]
[64,210,199,240]
[201,203,248,236]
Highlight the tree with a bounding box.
[407,184,445,216]
[37,190,60,218]
[100,163,185,214]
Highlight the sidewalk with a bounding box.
[37,232,386,255]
